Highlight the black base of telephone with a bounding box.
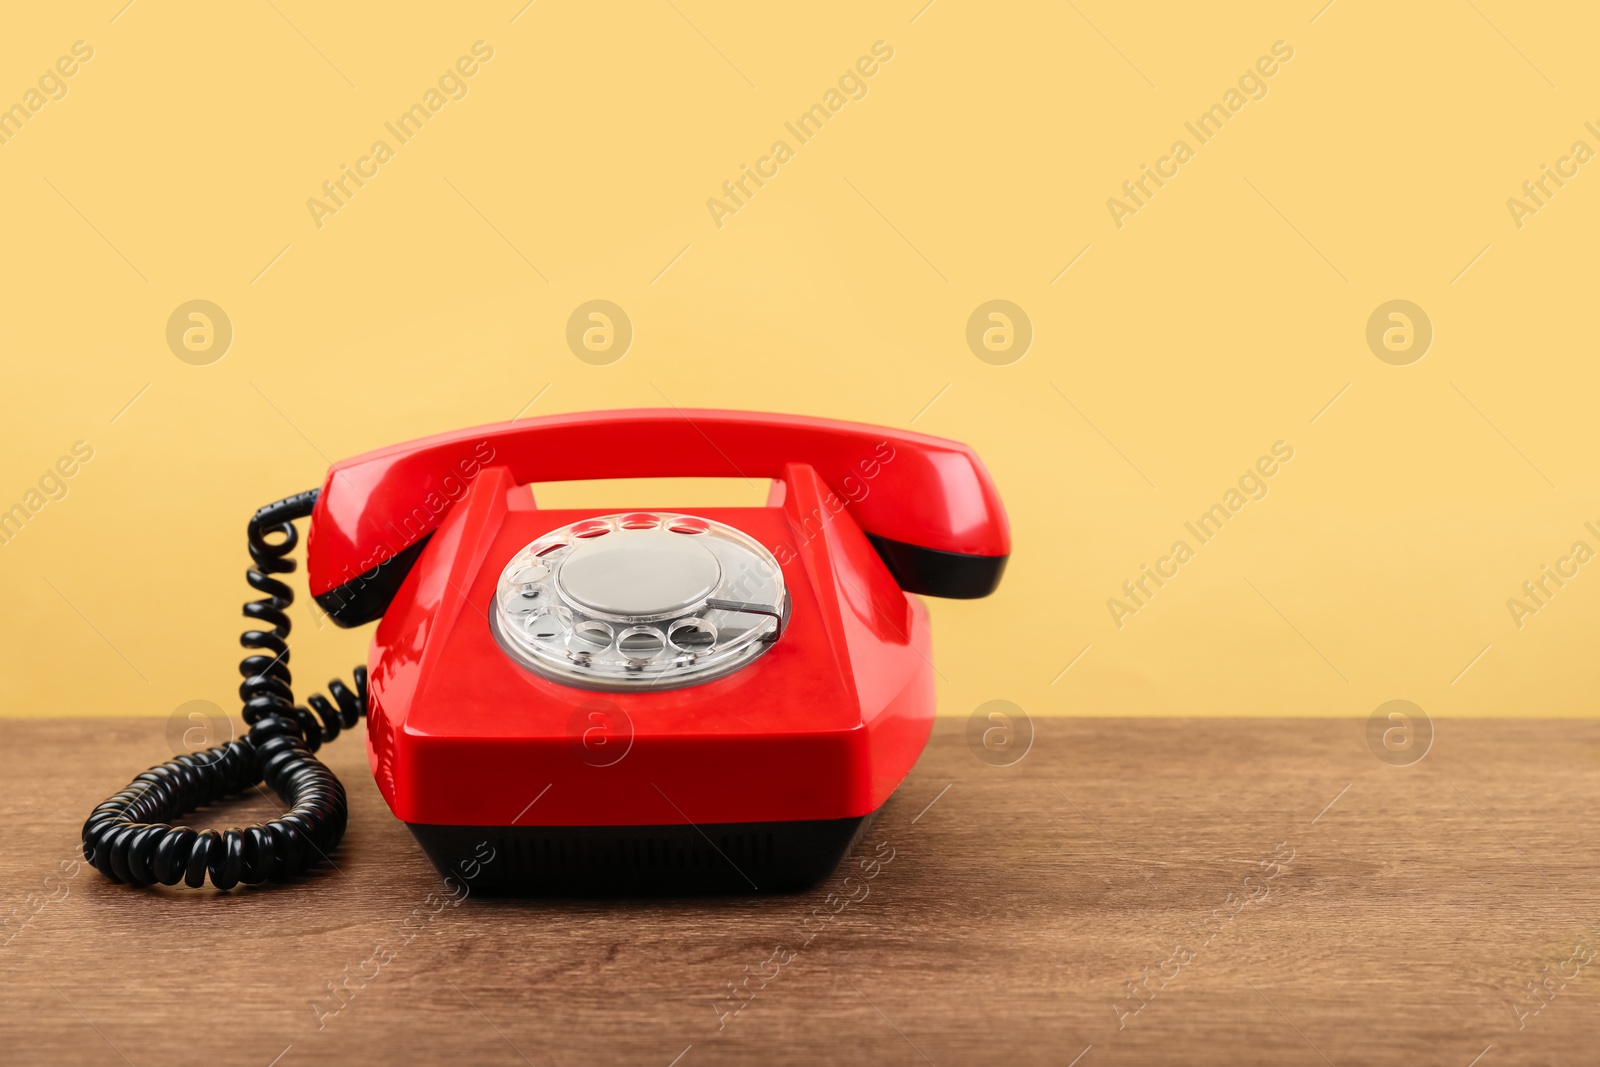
[407,814,873,897]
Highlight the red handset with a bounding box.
[307,409,1009,624]
[83,410,1009,894]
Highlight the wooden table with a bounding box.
[3,717,1596,1066]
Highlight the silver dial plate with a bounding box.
[490,512,786,691]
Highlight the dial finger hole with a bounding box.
[572,621,613,651]
[618,513,660,530]
[525,607,570,640]
[500,585,544,615]
[618,627,666,661]
[668,619,716,652]
[510,563,549,585]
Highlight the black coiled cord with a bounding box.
[82,489,368,890]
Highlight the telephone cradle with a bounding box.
[82,410,1009,895]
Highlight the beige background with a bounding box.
[1,1,1596,720]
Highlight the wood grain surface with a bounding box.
[2,716,1597,1066]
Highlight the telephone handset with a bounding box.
[84,410,1009,894]
[308,407,1009,623]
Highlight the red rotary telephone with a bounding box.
[84,410,1009,894]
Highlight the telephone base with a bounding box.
[407,814,874,897]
